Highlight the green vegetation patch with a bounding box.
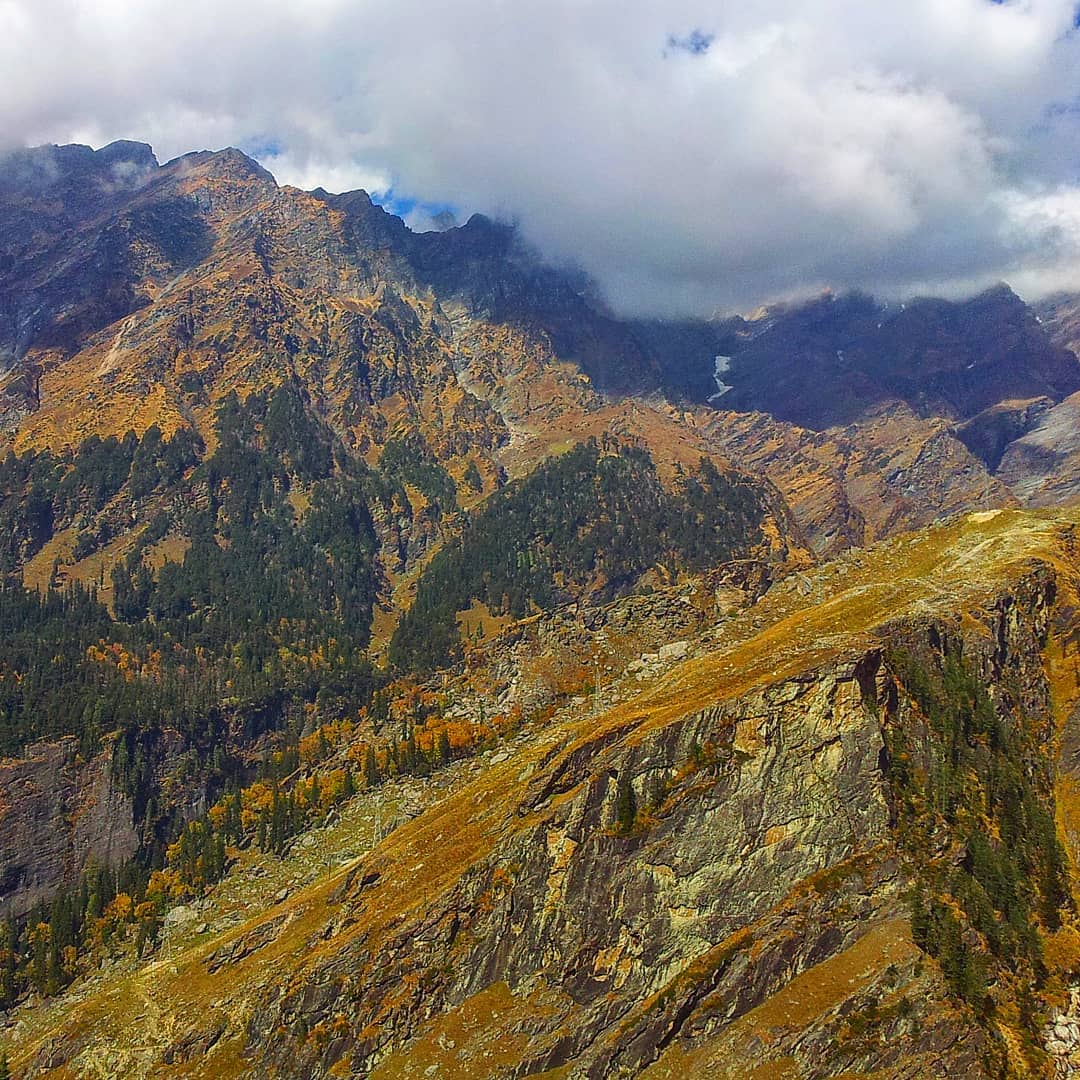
[884,643,1071,1022]
[390,440,767,673]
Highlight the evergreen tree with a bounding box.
[615,773,637,834]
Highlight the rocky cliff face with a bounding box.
[0,739,137,919]
[243,553,1058,1079]
[995,390,1080,507]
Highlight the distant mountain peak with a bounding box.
[0,139,158,194]
[167,146,276,186]
[95,140,158,170]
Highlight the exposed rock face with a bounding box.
[235,517,1070,1079]
[1035,292,1080,359]
[697,401,1015,555]
[955,395,1056,471]
[997,390,1080,506]
[1044,989,1080,1076]
[0,738,137,918]
[242,645,996,1078]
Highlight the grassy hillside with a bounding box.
[4,508,1080,1077]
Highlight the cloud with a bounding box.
[258,153,390,198]
[3,0,1080,315]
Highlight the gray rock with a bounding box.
[658,640,690,661]
[163,905,198,927]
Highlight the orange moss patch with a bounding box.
[457,600,514,645]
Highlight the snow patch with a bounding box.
[707,354,734,404]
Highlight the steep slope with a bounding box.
[7,508,1080,1078]
[996,390,1080,507]
[695,400,1016,555]
[0,739,138,920]
[0,394,803,920]
[0,139,727,456]
[0,140,198,371]
[1034,292,1080,359]
[0,142,802,588]
[954,396,1057,472]
[0,141,1063,579]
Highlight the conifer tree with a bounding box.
[615,773,636,835]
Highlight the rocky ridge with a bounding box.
[0,142,1075,576]
[7,507,1080,1077]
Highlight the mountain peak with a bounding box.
[0,140,158,194]
[317,187,374,210]
[95,139,158,171]
[168,146,276,186]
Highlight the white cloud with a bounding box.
[3,0,1080,315]
[259,153,390,197]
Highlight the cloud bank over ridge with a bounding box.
[4,0,1080,315]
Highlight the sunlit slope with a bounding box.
[7,507,1080,1078]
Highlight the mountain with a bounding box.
[710,286,1080,430]
[8,508,1080,1078]
[0,138,727,450]
[4,141,1080,1078]
[0,141,811,922]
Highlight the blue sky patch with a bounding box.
[666,29,714,57]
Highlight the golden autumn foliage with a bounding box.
[84,641,164,681]
[104,893,134,923]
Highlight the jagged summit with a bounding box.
[166,145,277,185]
[95,139,158,169]
[0,139,158,197]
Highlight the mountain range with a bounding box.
[3,140,1080,1078]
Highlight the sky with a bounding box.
[3,0,1080,317]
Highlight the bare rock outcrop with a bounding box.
[0,738,137,918]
